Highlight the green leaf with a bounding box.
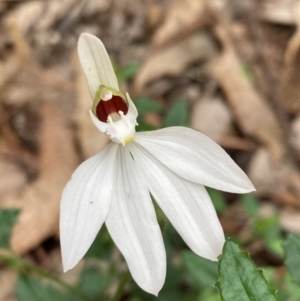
[261,267,276,284]
[157,291,182,301]
[132,258,182,301]
[136,122,158,132]
[78,265,110,298]
[283,233,300,286]
[198,288,221,301]
[85,226,113,260]
[15,274,66,301]
[134,97,164,132]
[263,269,287,301]
[182,251,218,287]
[206,188,227,213]
[263,266,300,301]
[254,215,283,256]
[135,97,164,115]
[0,208,20,249]
[284,273,300,300]
[164,98,189,127]
[216,239,277,301]
[115,62,140,83]
[241,194,259,217]
[164,221,186,248]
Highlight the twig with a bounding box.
[0,252,92,301]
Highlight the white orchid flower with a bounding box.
[60,33,255,295]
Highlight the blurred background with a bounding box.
[1,0,300,300]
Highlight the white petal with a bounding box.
[126,92,138,118]
[136,127,255,193]
[60,143,118,271]
[129,143,225,261]
[105,147,166,295]
[77,33,119,99]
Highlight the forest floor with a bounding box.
[1,0,300,300]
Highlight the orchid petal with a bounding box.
[60,143,118,271]
[136,127,255,193]
[129,143,225,261]
[105,147,166,295]
[77,33,119,99]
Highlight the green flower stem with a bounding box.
[0,252,92,301]
[111,271,131,301]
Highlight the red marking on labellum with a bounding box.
[96,95,128,122]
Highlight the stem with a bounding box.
[0,253,92,301]
[111,271,130,301]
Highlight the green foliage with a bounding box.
[0,208,20,249]
[14,265,109,301]
[283,273,300,300]
[84,226,113,260]
[283,234,300,286]
[135,96,163,132]
[135,96,164,115]
[263,267,300,301]
[135,97,189,131]
[77,265,111,299]
[157,263,182,301]
[198,288,221,301]
[136,123,158,132]
[241,194,259,217]
[164,98,189,127]
[164,222,186,248]
[240,195,283,256]
[114,62,140,83]
[131,250,182,301]
[254,215,283,256]
[182,251,218,288]
[15,274,67,301]
[206,188,227,213]
[216,239,277,301]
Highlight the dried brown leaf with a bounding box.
[0,161,26,199]
[248,148,292,193]
[280,210,300,233]
[134,32,217,94]
[209,47,286,161]
[4,0,81,33]
[152,0,209,47]
[0,103,78,254]
[291,115,300,152]
[0,268,17,301]
[248,145,300,206]
[280,2,300,114]
[260,0,297,25]
[191,97,233,142]
[83,0,112,15]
